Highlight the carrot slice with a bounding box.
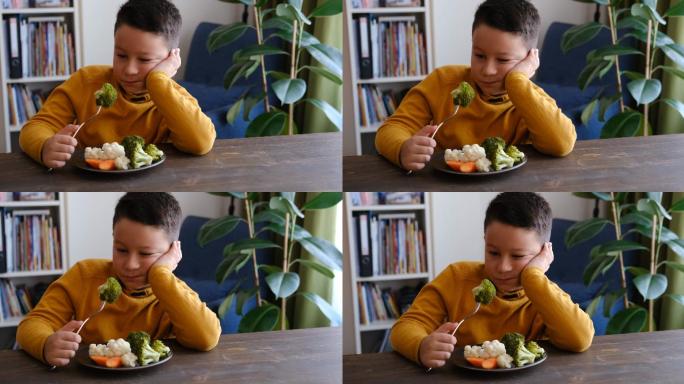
[106,356,122,368]
[481,357,497,369]
[446,160,463,171]
[97,159,116,170]
[465,357,484,368]
[90,355,108,366]
[85,158,101,169]
[459,161,477,173]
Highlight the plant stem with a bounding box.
[607,5,625,112]
[253,2,270,113]
[649,213,657,332]
[288,20,299,135]
[281,212,291,331]
[644,19,653,136]
[245,198,262,307]
[610,192,629,309]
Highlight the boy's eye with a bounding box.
[116,54,127,58]
[116,248,128,253]
[498,59,510,63]
[475,54,485,59]
[487,250,499,256]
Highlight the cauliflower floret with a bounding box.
[115,156,130,170]
[482,340,507,358]
[475,157,491,172]
[121,352,138,367]
[462,144,486,162]
[464,344,484,358]
[85,147,105,160]
[89,343,108,357]
[497,353,514,369]
[445,149,467,162]
[102,142,126,159]
[107,338,132,357]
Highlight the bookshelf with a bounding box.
[345,0,434,155]
[0,0,82,153]
[345,192,434,354]
[0,192,67,328]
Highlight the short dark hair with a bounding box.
[115,0,182,49]
[113,193,182,241]
[472,0,541,49]
[484,193,552,242]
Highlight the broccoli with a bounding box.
[121,135,153,168]
[144,143,164,162]
[500,332,537,367]
[95,83,118,108]
[506,145,526,164]
[480,136,507,161]
[472,278,496,305]
[490,145,515,171]
[525,340,545,360]
[152,339,171,358]
[121,135,145,159]
[127,331,161,366]
[451,81,476,107]
[98,277,122,304]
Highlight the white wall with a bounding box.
[78,0,243,78]
[64,192,229,266]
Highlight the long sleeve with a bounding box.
[521,267,594,352]
[147,71,216,155]
[506,71,577,157]
[148,265,221,351]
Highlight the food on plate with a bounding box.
[480,136,525,171]
[84,135,164,170]
[127,331,170,366]
[464,333,545,369]
[88,338,137,368]
[472,278,496,305]
[98,276,122,303]
[451,81,476,107]
[122,135,164,169]
[500,332,546,367]
[444,136,526,173]
[95,83,118,108]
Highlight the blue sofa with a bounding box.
[175,215,274,333]
[179,22,285,139]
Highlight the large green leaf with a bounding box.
[246,110,287,137]
[662,261,684,273]
[226,98,244,125]
[291,258,335,278]
[667,293,684,305]
[599,94,623,122]
[272,78,307,104]
[601,111,643,138]
[595,240,648,255]
[217,293,235,319]
[207,22,252,53]
[581,99,599,126]
[662,43,684,68]
[627,79,662,105]
[236,287,259,315]
[663,98,684,121]
[302,192,343,210]
[660,66,684,81]
[625,266,650,276]
[270,195,305,218]
[215,251,252,284]
[637,198,671,220]
[665,239,684,258]
[299,65,343,85]
[578,58,615,90]
[606,306,647,334]
[565,218,612,248]
[223,59,258,89]
[603,289,626,318]
[572,192,613,201]
[300,98,342,130]
[621,211,653,227]
[670,197,684,212]
[198,215,243,246]
[253,209,287,225]
[305,44,342,77]
[235,44,289,61]
[631,3,666,25]
[298,236,342,270]
[309,0,342,17]
[238,303,280,332]
[665,0,684,17]
[262,222,311,241]
[224,238,281,257]
[633,273,668,300]
[276,3,312,25]
[562,22,606,53]
[585,295,603,317]
[265,271,300,298]
[592,45,644,59]
[298,291,341,326]
[583,254,618,286]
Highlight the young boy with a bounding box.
[16,193,221,367]
[390,193,593,369]
[376,0,576,171]
[19,0,216,169]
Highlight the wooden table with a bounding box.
[343,134,684,191]
[343,329,684,383]
[0,132,341,191]
[0,327,340,384]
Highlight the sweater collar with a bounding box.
[123,285,153,298]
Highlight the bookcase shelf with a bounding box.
[345,0,434,155]
[0,1,81,153]
[345,192,434,354]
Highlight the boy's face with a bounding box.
[483,220,543,293]
[470,24,530,97]
[113,24,171,95]
[112,217,172,290]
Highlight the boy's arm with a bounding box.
[506,71,577,157]
[521,267,594,352]
[148,265,221,351]
[146,71,216,156]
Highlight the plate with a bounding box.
[430,150,527,176]
[73,149,166,174]
[75,345,173,371]
[451,347,547,372]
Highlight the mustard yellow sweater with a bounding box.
[375,66,577,167]
[17,259,221,364]
[19,66,216,165]
[390,262,594,364]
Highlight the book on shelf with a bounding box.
[350,0,421,8]
[0,278,35,321]
[0,192,56,202]
[0,208,61,273]
[2,0,70,9]
[5,84,48,125]
[349,192,423,206]
[356,282,407,325]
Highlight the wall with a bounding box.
[78,0,243,79]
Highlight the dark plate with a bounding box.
[73,149,165,174]
[452,347,546,372]
[431,150,527,176]
[75,345,172,371]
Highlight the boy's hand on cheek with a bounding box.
[419,322,458,368]
[44,320,83,366]
[526,242,553,273]
[152,48,181,79]
[151,240,182,272]
[510,48,539,79]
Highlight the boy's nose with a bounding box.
[482,61,497,76]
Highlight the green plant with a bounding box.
[207,0,342,136]
[197,192,343,332]
[565,192,684,333]
[561,0,684,137]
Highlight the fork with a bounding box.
[46,107,103,172]
[426,301,481,373]
[48,300,106,370]
[407,106,461,176]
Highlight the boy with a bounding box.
[17,193,221,367]
[390,193,593,369]
[376,0,576,171]
[19,0,216,169]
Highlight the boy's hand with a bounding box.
[526,242,554,273]
[41,125,78,168]
[44,320,83,367]
[152,48,181,79]
[400,125,438,171]
[419,322,458,368]
[510,48,540,79]
[152,240,182,272]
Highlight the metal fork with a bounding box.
[407,106,461,176]
[426,302,481,373]
[47,106,102,172]
[48,300,106,370]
